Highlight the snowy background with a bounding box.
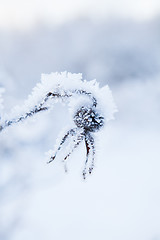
[0,0,160,239]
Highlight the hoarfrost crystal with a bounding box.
[0,72,117,179]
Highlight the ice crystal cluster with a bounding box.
[0,72,116,178]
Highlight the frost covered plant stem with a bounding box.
[0,72,116,179]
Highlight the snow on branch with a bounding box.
[0,72,117,178]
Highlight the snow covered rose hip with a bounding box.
[0,72,116,179]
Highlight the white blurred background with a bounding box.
[0,0,160,239]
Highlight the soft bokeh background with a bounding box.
[0,1,160,239]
